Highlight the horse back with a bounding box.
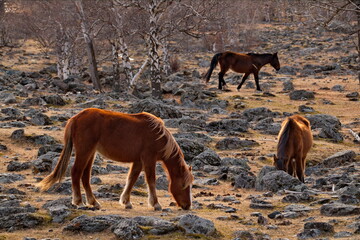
[288,115,312,155]
[70,108,165,162]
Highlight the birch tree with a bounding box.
[75,0,101,91]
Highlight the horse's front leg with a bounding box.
[254,72,262,91]
[237,73,250,91]
[295,156,305,183]
[120,161,143,209]
[144,163,162,211]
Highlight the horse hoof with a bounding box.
[92,201,101,210]
[153,203,162,211]
[125,203,133,209]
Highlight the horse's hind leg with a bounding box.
[237,73,250,91]
[81,152,100,209]
[144,159,161,211]
[218,72,226,90]
[120,161,143,209]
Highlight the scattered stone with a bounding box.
[215,137,259,150]
[42,94,66,106]
[297,222,334,239]
[133,216,177,235]
[331,85,344,92]
[299,105,315,113]
[0,213,44,231]
[112,218,144,240]
[177,214,216,236]
[129,98,182,119]
[11,129,24,140]
[320,203,360,216]
[156,175,169,190]
[255,168,306,192]
[290,90,315,100]
[233,170,256,189]
[242,107,278,121]
[64,214,124,233]
[7,161,31,172]
[346,92,359,98]
[176,138,206,162]
[48,205,71,223]
[206,119,249,133]
[0,173,25,184]
[322,150,356,168]
[192,149,221,166]
[283,80,294,91]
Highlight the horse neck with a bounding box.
[254,54,273,67]
[162,153,186,181]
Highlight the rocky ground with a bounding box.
[0,22,359,240]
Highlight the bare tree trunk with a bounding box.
[110,40,121,92]
[75,0,101,92]
[119,34,132,85]
[130,58,148,86]
[148,0,164,99]
[0,0,4,17]
[162,39,170,76]
[357,0,360,85]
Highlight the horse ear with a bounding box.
[273,155,278,162]
[189,166,192,171]
[273,52,278,57]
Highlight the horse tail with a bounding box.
[276,117,294,169]
[38,119,74,191]
[204,53,222,83]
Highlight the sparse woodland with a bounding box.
[0,0,360,239]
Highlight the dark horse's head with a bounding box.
[270,52,280,71]
[273,155,285,171]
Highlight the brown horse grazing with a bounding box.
[39,108,193,211]
[204,51,280,91]
[273,115,313,183]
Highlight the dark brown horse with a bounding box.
[204,51,280,91]
[39,108,193,211]
[274,115,312,183]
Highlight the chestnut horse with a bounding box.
[39,108,193,210]
[204,51,280,91]
[274,115,313,183]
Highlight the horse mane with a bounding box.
[277,117,293,156]
[143,112,183,161]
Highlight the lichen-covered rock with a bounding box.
[64,214,124,232]
[112,218,144,240]
[255,169,306,192]
[322,150,356,168]
[177,214,216,236]
[129,98,182,119]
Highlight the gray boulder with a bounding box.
[242,107,278,121]
[306,114,343,142]
[0,213,44,231]
[133,216,177,235]
[322,150,356,168]
[32,152,60,173]
[297,222,334,239]
[177,214,216,236]
[156,175,169,190]
[7,161,31,172]
[42,94,66,106]
[64,214,124,232]
[129,98,182,119]
[48,205,71,223]
[215,137,259,150]
[77,98,109,109]
[1,107,22,119]
[206,119,249,133]
[255,168,306,192]
[176,138,206,162]
[320,203,360,216]
[192,149,221,166]
[233,170,256,189]
[112,218,144,240]
[11,129,24,140]
[0,173,25,184]
[290,90,315,100]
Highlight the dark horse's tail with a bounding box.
[204,53,222,83]
[38,119,74,191]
